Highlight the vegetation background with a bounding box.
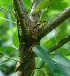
[0,0,70,76]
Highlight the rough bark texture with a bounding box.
[13,0,36,76]
[12,0,70,76]
[16,43,35,76]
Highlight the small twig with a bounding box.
[49,34,70,52]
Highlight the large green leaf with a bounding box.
[12,28,19,48]
[33,45,70,76]
[0,47,16,53]
[55,22,67,42]
[43,37,56,47]
[33,45,55,71]
[32,0,62,14]
[24,0,32,9]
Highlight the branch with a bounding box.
[35,7,70,42]
[13,0,26,37]
[49,34,70,52]
[13,0,35,42]
[19,0,35,27]
[19,0,27,13]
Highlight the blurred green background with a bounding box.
[0,0,70,76]
[0,0,17,76]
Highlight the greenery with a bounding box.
[0,0,70,76]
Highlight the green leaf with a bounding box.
[58,48,70,55]
[0,11,4,23]
[35,57,44,68]
[33,45,70,76]
[53,50,70,76]
[32,0,62,14]
[40,8,48,22]
[0,47,16,53]
[0,0,12,5]
[40,36,48,45]
[53,70,61,76]
[43,37,56,47]
[55,22,67,42]
[49,0,68,10]
[12,28,19,48]
[0,0,13,9]
[40,68,48,76]
[24,0,32,9]
[33,45,55,71]
[33,69,40,76]
[34,69,44,76]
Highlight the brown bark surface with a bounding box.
[13,0,70,76]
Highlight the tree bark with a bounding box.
[12,0,70,75]
[16,43,35,76]
[13,0,36,76]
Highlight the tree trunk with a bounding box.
[12,0,70,75]
[16,42,35,76]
